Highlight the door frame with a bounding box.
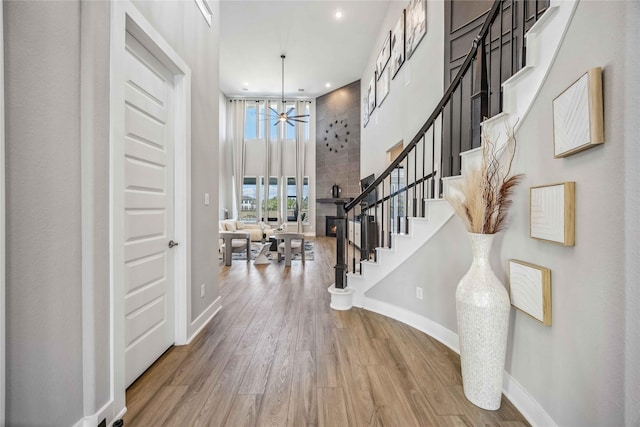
[0,1,6,424]
[109,1,192,416]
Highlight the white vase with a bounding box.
[456,232,510,410]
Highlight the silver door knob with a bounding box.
[168,240,179,248]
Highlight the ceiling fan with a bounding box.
[270,54,309,127]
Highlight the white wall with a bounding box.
[366,2,633,425]
[360,0,444,178]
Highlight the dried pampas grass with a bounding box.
[447,121,523,234]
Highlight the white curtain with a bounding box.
[229,99,246,219]
[263,99,271,223]
[275,100,284,224]
[295,101,307,232]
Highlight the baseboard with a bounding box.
[360,297,557,427]
[72,400,113,427]
[186,296,221,344]
[503,373,558,427]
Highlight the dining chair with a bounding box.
[219,231,250,266]
[275,232,305,267]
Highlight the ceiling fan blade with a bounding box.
[269,106,279,115]
[288,114,310,119]
[288,118,308,123]
[286,107,295,115]
[285,120,295,127]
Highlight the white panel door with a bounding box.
[123,32,175,387]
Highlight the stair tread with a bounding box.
[526,5,559,36]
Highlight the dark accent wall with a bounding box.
[315,81,361,236]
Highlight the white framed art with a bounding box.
[376,31,391,79]
[509,260,551,325]
[376,67,390,107]
[367,72,376,114]
[530,182,575,246]
[552,67,604,158]
[390,10,405,79]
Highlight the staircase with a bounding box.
[337,0,579,310]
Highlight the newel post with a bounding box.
[334,201,347,289]
[328,200,354,310]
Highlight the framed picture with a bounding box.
[406,0,426,59]
[367,72,376,115]
[363,96,370,127]
[376,31,391,79]
[530,182,575,246]
[509,260,552,326]
[376,67,390,107]
[390,10,406,79]
[553,67,604,158]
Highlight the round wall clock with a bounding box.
[323,119,350,153]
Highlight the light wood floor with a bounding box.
[123,237,529,426]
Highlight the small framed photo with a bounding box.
[367,72,377,115]
[376,67,390,107]
[509,260,552,325]
[553,67,604,158]
[376,31,391,79]
[530,182,575,246]
[406,0,427,59]
[390,10,406,79]
[363,96,370,127]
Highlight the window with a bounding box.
[286,177,297,221]
[245,104,257,139]
[245,102,264,140]
[269,101,279,141]
[304,103,310,140]
[285,103,296,140]
[267,177,278,221]
[284,177,310,223]
[301,177,309,224]
[241,177,258,222]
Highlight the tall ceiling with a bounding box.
[220,1,391,99]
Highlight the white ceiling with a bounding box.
[220,1,391,99]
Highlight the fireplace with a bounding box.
[325,216,338,237]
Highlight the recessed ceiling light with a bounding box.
[243,82,249,86]
[325,83,331,88]
[335,10,343,19]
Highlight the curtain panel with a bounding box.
[229,99,245,219]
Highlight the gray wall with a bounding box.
[624,2,640,425]
[5,1,84,425]
[367,2,633,425]
[315,81,361,236]
[5,0,220,425]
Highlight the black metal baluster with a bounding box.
[511,0,515,75]
[487,22,492,116]
[413,148,417,218]
[459,82,463,160]
[499,1,504,111]
[421,134,426,216]
[521,0,527,68]
[432,119,436,199]
[404,157,409,234]
[381,180,385,248]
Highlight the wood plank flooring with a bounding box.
[123,237,529,426]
